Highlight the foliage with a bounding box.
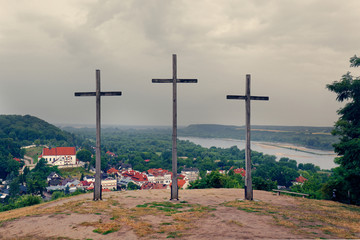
[252,157,300,187]
[0,154,21,180]
[291,171,330,199]
[8,177,20,197]
[76,149,92,162]
[127,182,140,190]
[188,170,243,189]
[59,167,91,180]
[0,194,42,212]
[298,163,320,172]
[0,114,77,147]
[326,55,360,205]
[51,191,66,200]
[26,159,60,195]
[0,114,79,181]
[252,176,277,191]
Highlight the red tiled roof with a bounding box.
[81,181,91,186]
[178,174,185,179]
[121,170,148,182]
[170,179,187,189]
[42,147,76,156]
[296,176,308,183]
[107,168,119,174]
[141,182,167,190]
[233,168,246,177]
[147,168,171,177]
[106,151,116,157]
[13,158,21,162]
[178,179,186,189]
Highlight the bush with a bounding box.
[14,194,42,208]
[51,191,66,200]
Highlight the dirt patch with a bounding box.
[0,189,359,239]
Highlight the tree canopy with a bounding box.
[326,55,360,204]
[0,114,77,147]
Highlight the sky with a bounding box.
[1,0,360,127]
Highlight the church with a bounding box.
[39,147,78,166]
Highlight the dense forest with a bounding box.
[0,115,77,147]
[178,124,338,150]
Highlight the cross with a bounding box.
[75,69,122,201]
[152,54,197,200]
[227,74,269,200]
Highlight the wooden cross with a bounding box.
[75,69,122,201]
[227,74,269,200]
[152,54,197,200]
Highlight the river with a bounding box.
[178,137,338,170]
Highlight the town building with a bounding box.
[47,172,61,182]
[120,170,148,187]
[39,147,78,166]
[102,177,117,190]
[293,176,308,185]
[181,167,200,182]
[141,182,168,190]
[147,168,172,185]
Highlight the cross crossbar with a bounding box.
[152,79,198,83]
[227,95,269,101]
[75,92,122,97]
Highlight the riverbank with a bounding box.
[179,137,338,170]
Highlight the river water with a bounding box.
[178,137,338,170]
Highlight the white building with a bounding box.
[147,168,172,185]
[181,167,200,182]
[102,178,117,190]
[39,147,77,166]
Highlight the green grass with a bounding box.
[167,231,182,238]
[136,201,192,214]
[59,167,92,179]
[160,222,173,225]
[24,146,43,163]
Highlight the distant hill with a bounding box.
[0,115,77,147]
[178,124,338,150]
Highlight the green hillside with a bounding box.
[0,115,78,180]
[0,114,77,147]
[178,124,338,150]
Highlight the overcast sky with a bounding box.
[1,0,360,127]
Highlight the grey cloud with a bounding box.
[1,0,360,127]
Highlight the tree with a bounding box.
[9,177,20,197]
[76,149,92,162]
[253,176,277,191]
[127,182,140,190]
[326,55,360,204]
[26,173,47,195]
